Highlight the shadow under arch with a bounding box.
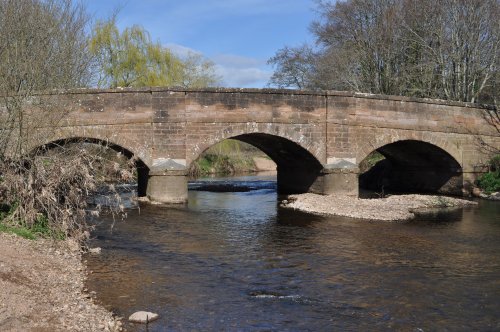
[195,133,324,194]
[359,140,463,195]
[33,137,150,197]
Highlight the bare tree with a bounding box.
[0,0,129,241]
[267,44,318,89]
[268,0,499,104]
[402,0,500,103]
[0,0,93,155]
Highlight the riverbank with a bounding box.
[0,233,121,331]
[283,194,478,221]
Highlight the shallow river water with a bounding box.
[86,175,500,331]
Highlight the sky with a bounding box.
[85,0,318,88]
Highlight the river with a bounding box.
[86,174,500,331]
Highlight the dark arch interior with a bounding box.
[34,137,150,197]
[359,140,463,195]
[200,133,324,194]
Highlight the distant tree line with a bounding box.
[268,0,499,105]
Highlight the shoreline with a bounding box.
[0,233,121,331]
[282,193,478,221]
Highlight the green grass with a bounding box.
[191,153,256,176]
[0,206,65,240]
[0,222,37,239]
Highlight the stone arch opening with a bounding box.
[34,137,150,197]
[359,140,463,195]
[190,133,324,194]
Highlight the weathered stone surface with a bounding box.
[9,87,499,202]
[128,311,159,323]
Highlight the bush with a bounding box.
[476,155,500,194]
[477,171,500,194]
[489,155,500,172]
[0,147,134,241]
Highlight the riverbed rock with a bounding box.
[472,187,482,197]
[128,311,159,323]
[489,192,500,200]
[88,247,101,255]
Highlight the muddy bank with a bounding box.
[282,194,477,221]
[252,157,276,171]
[0,233,121,331]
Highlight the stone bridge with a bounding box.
[24,87,500,203]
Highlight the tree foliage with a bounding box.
[90,18,221,88]
[179,52,221,88]
[268,0,499,104]
[90,18,184,88]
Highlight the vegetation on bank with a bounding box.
[358,151,385,173]
[0,203,60,239]
[189,140,269,177]
[476,155,500,194]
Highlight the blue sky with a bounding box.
[86,0,318,88]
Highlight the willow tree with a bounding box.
[90,19,220,88]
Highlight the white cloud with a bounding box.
[165,43,202,58]
[212,54,262,69]
[167,44,272,88]
[216,65,271,88]
[213,54,271,87]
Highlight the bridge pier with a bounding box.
[277,163,359,197]
[146,170,188,204]
[313,167,359,197]
[277,167,322,194]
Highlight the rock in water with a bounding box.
[88,247,101,255]
[128,311,159,324]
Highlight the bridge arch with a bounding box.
[33,137,150,197]
[359,139,463,195]
[356,130,462,169]
[188,132,324,194]
[187,123,325,167]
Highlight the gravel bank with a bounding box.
[283,194,477,221]
[0,233,122,331]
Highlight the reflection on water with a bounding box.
[86,175,500,331]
